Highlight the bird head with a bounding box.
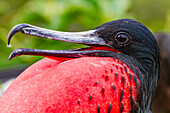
[8,19,160,72]
[95,19,160,72]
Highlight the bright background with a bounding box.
[0,0,170,112]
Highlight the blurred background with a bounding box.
[0,0,169,112]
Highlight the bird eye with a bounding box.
[115,32,129,45]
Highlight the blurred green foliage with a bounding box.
[0,0,170,69]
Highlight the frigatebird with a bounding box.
[0,19,160,113]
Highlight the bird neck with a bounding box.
[113,53,159,112]
[97,51,159,111]
[133,56,160,112]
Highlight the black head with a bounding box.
[96,19,160,72]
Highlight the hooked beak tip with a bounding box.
[7,24,31,46]
[8,48,25,61]
[8,54,13,61]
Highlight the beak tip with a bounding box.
[8,48,24,61]
[8,55,13,61]
[7,23,30,46]
[8,52,15,61]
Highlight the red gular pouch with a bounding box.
[0,57,140,113]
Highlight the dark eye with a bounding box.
[115,32,129,45]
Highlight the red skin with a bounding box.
[0,57,139,113]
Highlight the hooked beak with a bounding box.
[7,24,119,60]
